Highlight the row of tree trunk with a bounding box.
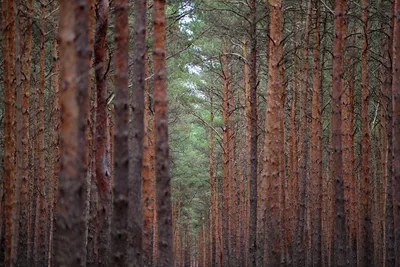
[170,0,400,266]
[0,0,172,266]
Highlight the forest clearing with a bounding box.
[0,0,400,266]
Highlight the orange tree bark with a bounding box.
[209,91,217,267]
[331,0,347,265]
[128,0,147,265]
[2,0,15,265]
[393,0,400,263]
[221,45,231,267]
[55,0,87,265]
[94,0,111,265]
[17,0,33,264]
[247,0,258,266]
[310,1,322,264]
[263,0,284,266]
[153,0,173,266]
[359,0,373,265]
[111,0,130,265]
[142,15,154,267]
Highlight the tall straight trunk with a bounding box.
[295,1,312,265]
[75,0,92,264]
[55,0,87,265]
[359,0,373,265]
[331,0,347,265]
[17,0,33,264]
[209,91,217,267]
[111,0,131,265]
[392,0,400,264]
[153,0,173,266]
[185,215,191,267]
[48,7,60,264]
[13,0,22,264]
[2,0,16,265]
[221,45,231,267]
[228,75,236,267]
[94,0,111,265]
[385,2,395,266]
[263,0,284,266]
[142,11,153,267]
[248,0,258,265]
[288,23,299,258]
[310,1,322,264]
[34,2,47,265]
[342,16,357,266]
[128,0,146,265]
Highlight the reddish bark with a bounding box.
[153,0,173,265]
[331,0,347,265]
[263,0,285,266]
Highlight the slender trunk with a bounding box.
[392,0,400,264]
[342,16,357,267]
[142,9,153,267]
[13,0,22,264]
[295,1,312,265]
[310,1,322,265]
[2,0,16,265]
[331,0,347,265]
[75,0,92,264]
[359,1,373,265]
[221,44,231,267]
[263,0,284,266]
[94,0,111,265]
[33,2,47,264]
[385,2,395,266]
[111,0,131,265]
[209,91,216,267]
[17,0,33,264]
[128,0,147,265]
[153,0,173,266]
[48,11,60,264]
[247,0,258,265]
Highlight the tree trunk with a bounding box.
[221,44,231,267]
[47,7,60,264]
[33,2,47,264]
[94,0,111,265]
[75,0,92,264]
[263,0,284,266]
[153,0,173,266]
[359,0,373,265]
[310,1,322,265]
[392,0,400,264]
[247,0,258,265]
[331,0,347,265]
[128,0,147,265]
[55,0,87,265]
[385,2,395,266]
[111,0,131,265]
[17,0,33,264]
[209,91,217,267]
[2,0,16,265]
